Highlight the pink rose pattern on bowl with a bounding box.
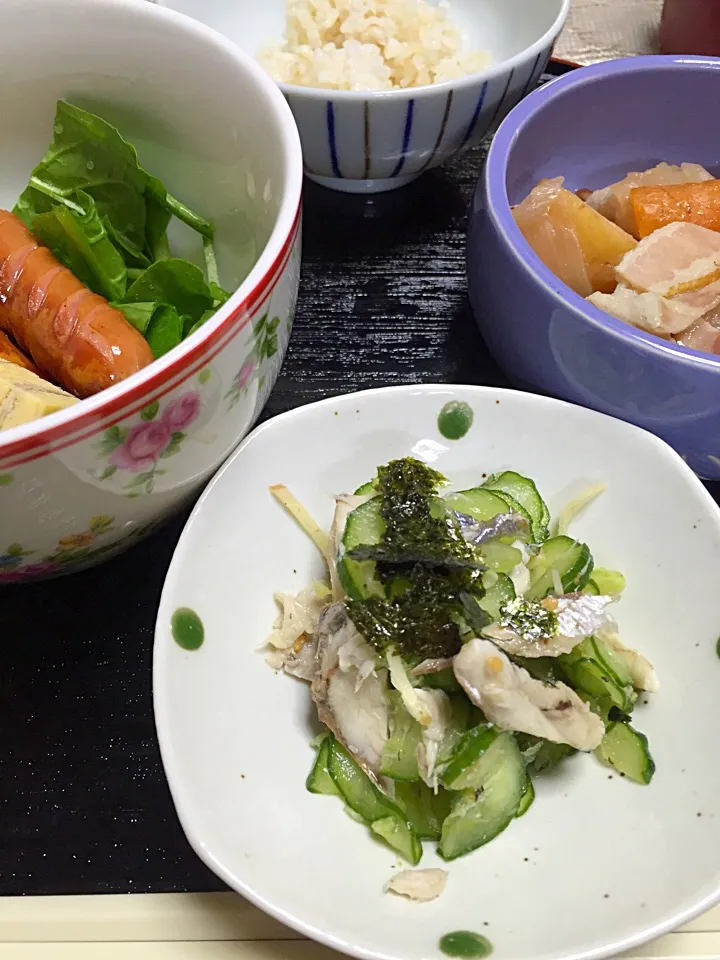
[95,390,204,496]
[227,359,257,409]
[225,312,281,410]
[0,226,301,583]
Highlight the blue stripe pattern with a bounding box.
[461,81,489,145]
[519,52,543,99]
[481,67,516,141]
[326,101,342,179]
[390,100,415,178]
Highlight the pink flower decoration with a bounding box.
[234,359,256,391]
[110,421,172,473]
[162,391,202,432]
[0,562,58,582]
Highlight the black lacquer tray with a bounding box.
[3,61,715,896]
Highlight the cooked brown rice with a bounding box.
[258,0,490,91]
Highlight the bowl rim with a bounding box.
[242,0,571,101]
[154,380,720,960]
[483,53,720,373]
[0,0,303,469]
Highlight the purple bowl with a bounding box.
[467,55,720,480]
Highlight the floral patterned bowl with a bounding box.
[0,0,303,584]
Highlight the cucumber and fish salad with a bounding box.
[266,458,658,873]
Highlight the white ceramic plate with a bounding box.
[154,384,720,960]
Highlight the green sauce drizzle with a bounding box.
[171,607,204,650]
[438,401,473,440]
[439,931,493,958]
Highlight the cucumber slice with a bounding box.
[481,540,522,574]
[482,471,550,542]
[344,496,385,547]
[337,558,384,600]
[592,567,626,595]
[338,497,385,600]
[561,637,635,714]
[328,738,395,822]
[595,722,655,785]
[354,480,377,495]
[442,724,503,791]
[591,636,634,690]
[438,733,526,860]
[582,579,600,596]
[380,692,422,781]
[444,487,533,535]
[306,736,341,796]
[394,781,452,840]
[518,656,565,684]
[530,742,576,774]
[561,656,634,714]
[371,816,423,864]
[516,776,535,818]
[526,535,594,599]
[478,573,515,621]
[516,733,577,775]
[437,696,473,766]
[327,738,422,863]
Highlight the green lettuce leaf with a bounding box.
[32,190,127,301]
[122,259,217,325]
[15,101,149,255]
[114,301,186,359]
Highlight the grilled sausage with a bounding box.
[0,209,153,397]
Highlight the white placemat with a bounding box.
[0,893,718,959]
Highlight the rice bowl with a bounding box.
[156,0,570,191]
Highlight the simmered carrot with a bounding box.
[631,179,720,239]
[583,162,712,238]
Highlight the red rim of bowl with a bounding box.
[0,0,304,470]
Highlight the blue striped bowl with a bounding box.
[156,0,570,193]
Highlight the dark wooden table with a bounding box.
[1,63,714,897]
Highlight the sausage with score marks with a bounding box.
[0,209,153,397]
